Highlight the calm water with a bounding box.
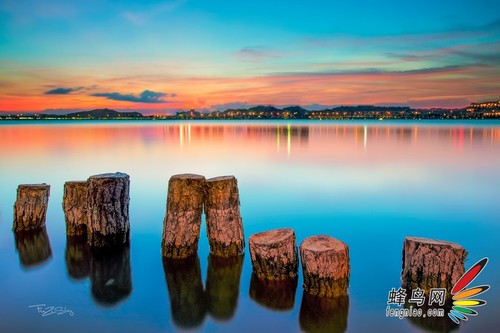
[0,120,499,333]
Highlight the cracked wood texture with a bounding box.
[249,228,298,280]
[162,174,205,259]
[300,235,350,298]
[205,176,245,257]
[63,181,88,237]
[402,236,467,295]
[87,173,130,248]
[13,184,50,231]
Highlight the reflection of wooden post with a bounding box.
[65,236,90,280]
[299,292,349,333]
[205,176,244,257]
[90,245,132,307]
[300,235,350,297]
[163,256,206,328]
[14,227,52,268]
[249,274,297,311]
[13,184,50,232]
[63,181,88,237]
[87,173,130,248]
[402,237,467,294]
[249,228,298,280]
[206,254,243,320]
[162,174,205,259]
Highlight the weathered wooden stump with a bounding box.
[249,228,298,280]
[14,227,52,268]
[205,176,245,257]
[206,254,244,320]
[13,184,50,232]
[249,273,298,311]
[90,245,132,307]
[161,174,206,259]
[63,181,88,237]
[402,236,467,294]
[87,173,130,248]
[163,255,207,328]
[299,292,349,333]
[65,236,90,280]
[300,235,350,297]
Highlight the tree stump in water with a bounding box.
[87,173,130,248]
[402,237,467,295]
[249,273,298,311]
[162,174,205,259]
[249,228,298,280]
[13,184,50,232]
[14,227,52,268]
[205,176,244,257]
[63,181,88,237]
[300,235,350,297]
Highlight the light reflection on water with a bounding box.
[0,120,499,332]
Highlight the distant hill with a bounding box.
[66,108,143,119]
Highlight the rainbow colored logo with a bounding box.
[448,257,489,324]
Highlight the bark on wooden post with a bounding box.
[205,176,244,257]
[87,172,130,248]
[63,181,88,237]
[161,174,205,259]
[402,236,467,294]
[14,227,52,268]
[300,235,350,297]
[13,184,50,232]
[249,228,298,280]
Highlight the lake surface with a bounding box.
[0,120,499,333]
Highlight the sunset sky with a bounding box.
[1,0,499,114]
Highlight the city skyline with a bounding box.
[1,0,499,114]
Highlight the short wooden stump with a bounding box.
[63,181,88,237]
[161,174,206,259]
[402,236,467,294]
[300,235,350,298]
[205,176,245,257]
[13,184,50,232]
[249,228,298,280]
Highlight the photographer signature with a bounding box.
[29,304,74,317]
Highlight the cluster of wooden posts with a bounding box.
[13,172,467,301]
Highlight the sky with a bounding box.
[0,0,499,114]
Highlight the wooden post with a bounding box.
[163,255,206,328]
[300,235,350,297]
[90,245,132,307]
[299,292,349,333]
[402,236,467,294]
[206,254,244,320]
[63,181,88,237]
[14,227,52,268]
[205,176,245,257]
[249,228,298,280]
[161,174,205,259]
[65,236,90,280]
[13,184,50,232]
[87,172,130,248]
[249,273,298,311]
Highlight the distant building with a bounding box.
[467,100,500,117]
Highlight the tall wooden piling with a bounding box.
[300,235,350,297]
[249,228,298,280]
[161,174,205,259]
[402,237,467,294]
[205,176,244,257]
[63,181,88,237]
[13,184,50,232]
[87,173,130,248]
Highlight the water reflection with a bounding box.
[404,301,458,333]
[65,236,90,280]
[90,245,132,307]
[14,227,52,269]
[249,274,298,311]
[206,254,244,321]
[163,255,206,328]
[299,293,349,333]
